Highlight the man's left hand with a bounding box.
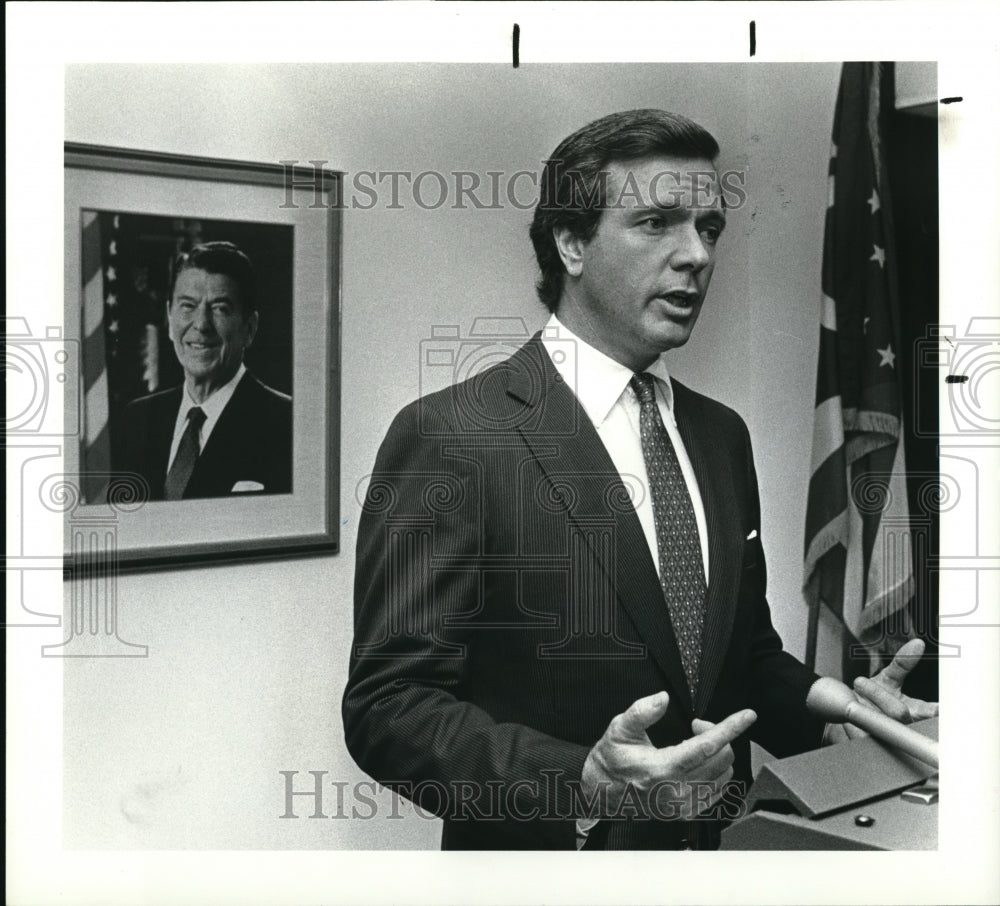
[825,638,940,744]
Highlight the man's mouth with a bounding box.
[656,291,699,311]
[186,341,219,351]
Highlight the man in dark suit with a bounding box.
[343,110,936,849]
[119,242,292,500]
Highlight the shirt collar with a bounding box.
[182,362,247,421]
[540,314,674,427]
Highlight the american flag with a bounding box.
[804,62,914,677]
[82,212,169,499]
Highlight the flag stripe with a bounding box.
[809,395,845,476]
[820,294,837,331]
[813,325,841,404]
[804,448,847,547]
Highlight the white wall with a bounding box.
[63,62,841,849]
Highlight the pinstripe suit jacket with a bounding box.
[343,334,823,849]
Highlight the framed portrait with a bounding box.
[62,143,341,570]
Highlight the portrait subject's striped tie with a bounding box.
[164,406,206,501]
[631,373,706,699]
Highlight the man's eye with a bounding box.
[701,226,722,244]
[212,304,232,316]
[639,216,665,231]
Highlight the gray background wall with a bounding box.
[63,62,847,849]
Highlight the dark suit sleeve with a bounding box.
[736,418,826,758]
[117,399,143,476]
[343,401,590,849]
[116,394,164,501]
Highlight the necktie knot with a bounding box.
[186,406,207,429]
[630,372,657,405]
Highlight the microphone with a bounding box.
[806,676,939,769]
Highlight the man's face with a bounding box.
[558,155,725,370]
[168,268,258,397]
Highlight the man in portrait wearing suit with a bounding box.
[343,110,936,850]
[119,241,292,500]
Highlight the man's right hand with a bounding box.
[580,691,757,821]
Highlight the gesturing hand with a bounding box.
[826,638,940,743]
[581,691,757,821]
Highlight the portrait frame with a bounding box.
[62,142,342,572]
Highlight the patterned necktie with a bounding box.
[164,406,207,501]
[630,373,706,700]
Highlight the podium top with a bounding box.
[746,717,938,818]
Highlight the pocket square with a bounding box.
[746,529,758,540]
[231,480,265,493]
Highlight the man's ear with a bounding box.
[553,226,586,278]
[245,310,259,348]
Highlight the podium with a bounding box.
[720,717,938,850]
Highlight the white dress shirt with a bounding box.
[540,315,710,585]
[167,363,247,471]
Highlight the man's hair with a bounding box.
[171,241,257,316]
[528,109,720,313]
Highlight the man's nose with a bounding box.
[192,302,214,331]
[669,224,711,272]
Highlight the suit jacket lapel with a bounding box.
[506,336,696,715]
[672,382,744,714]
[188,372,254,494]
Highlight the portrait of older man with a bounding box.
[342,109,937,851]
[118,241,292,500]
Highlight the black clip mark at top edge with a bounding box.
[513,23,520,69]
[749,21,756,57]
[940,97,963,104]
[945,374,970,384]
